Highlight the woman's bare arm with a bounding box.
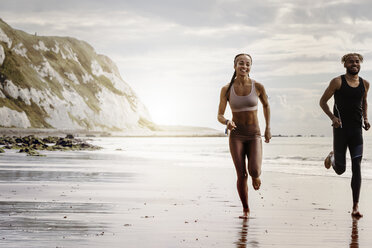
[256,82,271,143]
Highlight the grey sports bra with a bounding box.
[229,80,258,112]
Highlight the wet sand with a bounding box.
[1,148,372,247]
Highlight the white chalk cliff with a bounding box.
[0,19,155,131]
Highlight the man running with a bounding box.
[319,53,370,218]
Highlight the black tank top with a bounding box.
[333,75,365,128]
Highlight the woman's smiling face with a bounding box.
[234,54,252,77]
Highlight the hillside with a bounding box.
[0,19,156,131]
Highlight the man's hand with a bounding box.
[363,119,370,130]
[331,116,342,128]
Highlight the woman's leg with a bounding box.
[246,138,262,190]
[229,134,249,213]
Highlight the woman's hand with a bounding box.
[264,127,271,143]
[226,120,237,131]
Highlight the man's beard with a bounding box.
[347,67,360,75]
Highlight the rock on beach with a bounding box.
[0,134,101,156]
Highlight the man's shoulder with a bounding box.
[361,77,370,84]
[331,75,342,82]
[361,77,370,90]
[329,76,342,88]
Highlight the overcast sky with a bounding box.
[1,0,372,135]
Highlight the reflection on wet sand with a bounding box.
[0,151,134,247]
[235,219,259,248]
[0,170,135,183]
[0,201,112,247]
[350,217,359,248]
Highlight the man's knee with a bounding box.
[333,162,346,175]
[333,153,346,175]
[351,156,362,174]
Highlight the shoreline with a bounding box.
[0,128,111,138]
[0,128,327,138]
[0,127,226,138]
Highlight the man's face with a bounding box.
[344,55,361,75]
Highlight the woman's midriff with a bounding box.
[232,110,259,126]
[230,111,261,139]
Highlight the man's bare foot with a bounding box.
[252,177,261,190]
[352,205,363,219]
[351,210,363,219]
[239,208,250,219]
[324,151,334,169]
[351,208,363,219]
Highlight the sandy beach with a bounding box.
[1,137,372,247]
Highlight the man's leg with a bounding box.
[351,156,362,204]
[349,128,363,218]
[331,127,347,174]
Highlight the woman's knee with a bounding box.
[248,167,261,178]
[236,171,248,182]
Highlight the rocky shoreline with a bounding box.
[0,128,111,138]
[0,134,101,156]
[0,127,225,137]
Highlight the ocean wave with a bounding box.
[266,156,323,162]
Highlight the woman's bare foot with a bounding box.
[239,208,250,219]
[252,177,261,190]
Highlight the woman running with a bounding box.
[217,53,271,219]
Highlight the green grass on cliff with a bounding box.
[0,18,155,130]
[0,97,52,128]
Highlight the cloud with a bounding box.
[265,87,329,135]
[1,0,372,134]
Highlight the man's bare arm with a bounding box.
[363,79,370,130]
[319,78,342,127]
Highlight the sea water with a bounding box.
[2,136,372,180]
[85,135,372,180]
